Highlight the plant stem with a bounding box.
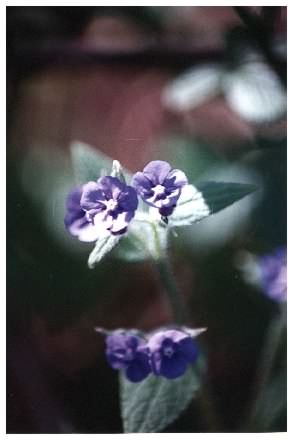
[155,257,223,431]
[155,258,188,325]
[150,221,187,324]
[151,220,223,431]
[244,303,286,431]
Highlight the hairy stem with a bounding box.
[155,257,223,431]
[155,258,188,325]
[152,222,223,431]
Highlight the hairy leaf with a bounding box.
[71,141,132,184]
[114,234,149,262]
[88,234,120,268]
[169,184,210,227]
[120,363,202,433]
[114,215,168,262]
[168,181,256,228]
[196,181,258,215]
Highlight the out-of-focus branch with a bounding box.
[9,41,225,78]
[233,6,286,88]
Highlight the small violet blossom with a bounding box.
[64,186,100,242]
[80,176,138,236]
[148,329,199,379]
[105,332,151,382]
[259,246,287,303]
[132,161,188,217]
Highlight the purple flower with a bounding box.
[147,329,199,379]
[132,161,188,217]
[80,176,138,236]
[259,246,287,303]
[106,332,151,382]
[64,186,100,242]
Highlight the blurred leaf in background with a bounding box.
[162,25,286,125]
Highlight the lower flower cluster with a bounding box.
[104,329,199,382]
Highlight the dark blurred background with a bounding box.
[7,6,286,433]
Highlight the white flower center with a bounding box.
[105,199,118,211]
[152,184,166,197]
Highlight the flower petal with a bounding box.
[98,176,124,200]
[132,171,153,189]
[117,186,139,212]
[106,352,126,370]
[125,354,151,382]
[178,337,199,363]
[65,187,83,211]
[110,211,134,235]
[159,205,176,217]
[93,210,113,230]
[159,353,188,379]
[64,209,85,229]
[80,181,106,211]
[143,161,172,185]
[164,169,188,189]
[72,220,101,242]
[66,216,88,235]
[78,225,101,242]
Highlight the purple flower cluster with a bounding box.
[64,161,188,240]
[259,246,287,303]
[105,329,199,382]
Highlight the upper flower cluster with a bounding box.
[64,161,188,241]
[104,328,199,382]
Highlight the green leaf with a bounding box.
[196,181,258,215]
[88,234,120,269]
[114,216,168,262]
[70,141,132,184]
[168,181,257,228]
[114,234,149,262]
[120,363,202,433]
[71,141,112,184]
[168,184,210,227]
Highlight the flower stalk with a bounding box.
[155,258,188,325]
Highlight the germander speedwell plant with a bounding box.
[64,142,257,432]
